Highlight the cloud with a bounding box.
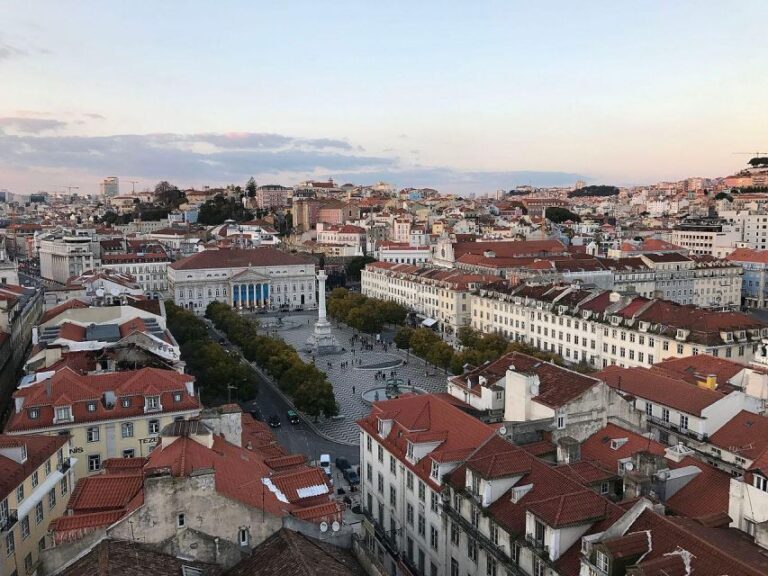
[0,129,586,193]
[83,113,105,120]
[0,41,25,61]
[0,117,68,133]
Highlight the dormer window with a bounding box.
[406,442,414,460]
[610,438,628,451]
[55,406,72,423]
[173,392,182,402]
[28,408,39,420]
[145,395,161,412]
[122,398,131,408]
[431,460,439,480]
[754,474,768,492]
[596,551,609,572]
[87,401,97,413]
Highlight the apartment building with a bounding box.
[471,283,767,370]
[362,262,501,335]
[356,394,497,576]
[0,434,73,576]
[168,247,316,314]
[5,367,201,479]
[727,247,768,307]
[255,184,289,209]
[669,222,740,257]
[100,251,170,298]
[38,229,99,285]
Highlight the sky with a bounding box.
[1,1,767,196]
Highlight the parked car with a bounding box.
[319,454,331,477]
[287,410,301,424]
[343,468,360,485]
[335,457,351,472]
[267,415,281,428]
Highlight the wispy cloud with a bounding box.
[0,129,585,193]
[0,117,68,133]
[0,41,25,61]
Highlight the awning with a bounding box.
[421,318,438,327]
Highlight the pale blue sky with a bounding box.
[1,1,766,194]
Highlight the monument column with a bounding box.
[317,270,328,324]
[306,268,340,355]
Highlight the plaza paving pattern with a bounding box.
[260,317,449,444]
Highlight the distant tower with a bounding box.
[100,177,119,197]
[575,180,586,190]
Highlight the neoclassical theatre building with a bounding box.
[168,247,317,313]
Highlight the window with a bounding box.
[467,538,478,562]
[680,415,689,430]
[32,471,39,488]
[60,477,68,495]
[407,471,414,491]
[430,460,439,479]
[490,522,498,545]
[28,408,39,419]
[390,485,397,507]
[450,522,460,545]
[430,524,438,550]
[378,445,383,463]
[177,513,186,527]
[45,459,51,476]
[122,397,131,408]
[596,551,609,571]
[418,481,425,502]
[366,463,372,482]
[173,392,182,402]
[87,401,97,412]
[534,558,546,576]
[25,553,33,573]
[377,472,384,494]
[148,419,160,434]
[366,435,372,452]
[646,402,653,416]
[88,454,101,472]
[390,455,396,475]
[451,558,459,576]
[55,406,72,422]
[534,520,545,546]
[238,528,249,546]
[754,474,768,492]
[430,491,439,513]
[21,515,30,539]
[39,536,46,553]
[35,501,44,524]
[122,449,135,458]
[48,488,56,510]
[511,542,520,564]
[6,532,14,557]
[486,556,498,576]
[600,482,610,495]
[662,408,670,423]
[418,514,425,537]
[87,426,100,442]
[556,415,566,429]
[16,484,24,503]
[121,422,134,438]
[407,503,414,526]
[146,395,160,411]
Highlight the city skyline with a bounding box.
[1,1,767,194]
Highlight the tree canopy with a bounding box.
[198,194,254,225]
[748,157,768,167]
[327,288,407,333]
[246,177,257,197]
[567,185,619,198]
[545,206,581,223]
[345,256,376,282]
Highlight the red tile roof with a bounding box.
[40,298,89,324]
[506,352,600,408]
[526,489,610,528]
[580,423,665,471]
[596,365,725,416]
[707,410,768,465]
[0,434,68,501]
[651,354,752,391]
[452,239,567,259]
[67,474,144,513]
[169,247,313,270]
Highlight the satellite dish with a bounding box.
[331,521,340,532]
[319,521,328,533]
[110,288,120,296]
[498,426,507,436]
[95,288,105,297]
[624,462,635,472]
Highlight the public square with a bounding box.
[254,311,449,444]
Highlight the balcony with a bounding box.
[525,534,549,559]
[57,457,71,473]
[1,511,18,533]
[647,415,705,441]
[442,500,527,575]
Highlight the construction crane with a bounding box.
[126,180,139,193]
[733,151,768,160]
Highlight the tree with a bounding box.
[545,207,581,224]
[345,256,376,282]
[246,177,257,197]
[748,157,768,167]
[394,327,414,349]
[154,181,185,208]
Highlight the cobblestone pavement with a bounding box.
[259,317,449,444]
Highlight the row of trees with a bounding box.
[545,206,581,224]
[198,195,254,225]
[393,325,586,375]
[206,302,338,420]
[327,288,408,334]
[165,302,258,404]
[567,185,619,198]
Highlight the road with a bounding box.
[204,318,360,467]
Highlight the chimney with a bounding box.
[699,374,718,390]
[609,291,621,303]
[45,378,53,398]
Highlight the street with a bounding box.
[204,318,360,467]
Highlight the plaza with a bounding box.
[255,312,449,444]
